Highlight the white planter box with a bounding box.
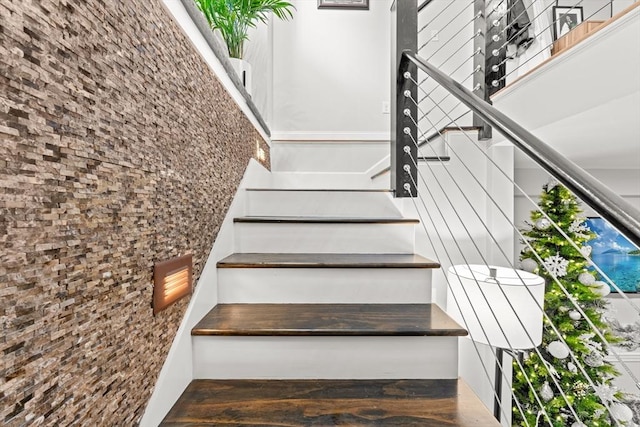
[229,58,252,95]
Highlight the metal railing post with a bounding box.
[473,0,493,140]
[485,0,507,99]
[391,0,418,198]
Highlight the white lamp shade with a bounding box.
[447,265,545,350]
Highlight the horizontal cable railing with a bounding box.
[397,51,640,426]
[491,0,637,89]
[415,0,640,101]
[390,0,640,427]
[403,50,640,248]
[391,2,640,424]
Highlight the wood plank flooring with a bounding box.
[217,253,440,269]
[160,379,500,426]
[191,303,467,336]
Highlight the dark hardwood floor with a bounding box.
[160,379,500,426]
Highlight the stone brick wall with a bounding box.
[0,0,269,424]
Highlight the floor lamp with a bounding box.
[447,265,545,422]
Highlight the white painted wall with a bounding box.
[271,0,392,141]
[244,18,274,126]
[557,0,635,20]
[271,141,389,172]
[417,0,475,129]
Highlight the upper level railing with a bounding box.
[390,1,640,425]
[391,0,640,247]
[400,51,640,248]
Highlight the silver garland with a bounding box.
[608,319,640,352]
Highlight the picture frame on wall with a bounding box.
[552,6,584,40]
[585,217,640,293]
[317,0,369,10]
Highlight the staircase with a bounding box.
[158,153,500,426]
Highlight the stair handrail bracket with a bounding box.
[398,50,640,248]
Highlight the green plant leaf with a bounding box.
[194,0,294,58]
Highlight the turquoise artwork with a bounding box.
[586,218,640,293]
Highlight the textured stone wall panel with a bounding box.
[0,0,270,424]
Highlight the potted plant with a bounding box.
[194,0,295,93]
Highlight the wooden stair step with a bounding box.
[233,216,419,224]
[217,252,440,268]
[160,378,500,426]
[191,303,467,336]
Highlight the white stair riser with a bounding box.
[193,336,459,379]
[234,223,415,254]
[217,268,432,303]
[268,172,385,189]
[245,191,403,218]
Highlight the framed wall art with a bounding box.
[553,6,584,40]
[318,0,369,10]
[585,217,640,293]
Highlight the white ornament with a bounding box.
[580,245,592,257]
[584,351,604,367]
[569,310,581,320]
[535,218,551,230]
[610,402,633,422]
[520,258,538,273]
[547,341,570,359]
[594,282,611,297]
[578,272,596,286]
[540,381,554,401]
[543,253,569,277]
[571,423,587,427]
[594,383,617,402]
[567,362,577,373]
[589,280,606,288]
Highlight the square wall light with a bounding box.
[153,254,193,315]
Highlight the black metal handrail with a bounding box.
[401,51,640,247]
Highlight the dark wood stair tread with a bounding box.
[160,378,499,426]
[217,253,440,268]
[233,216,419,224]
[191,303,467,336]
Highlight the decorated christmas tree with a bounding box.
[512,180,633,426]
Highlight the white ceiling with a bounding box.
[491,7,640,170]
